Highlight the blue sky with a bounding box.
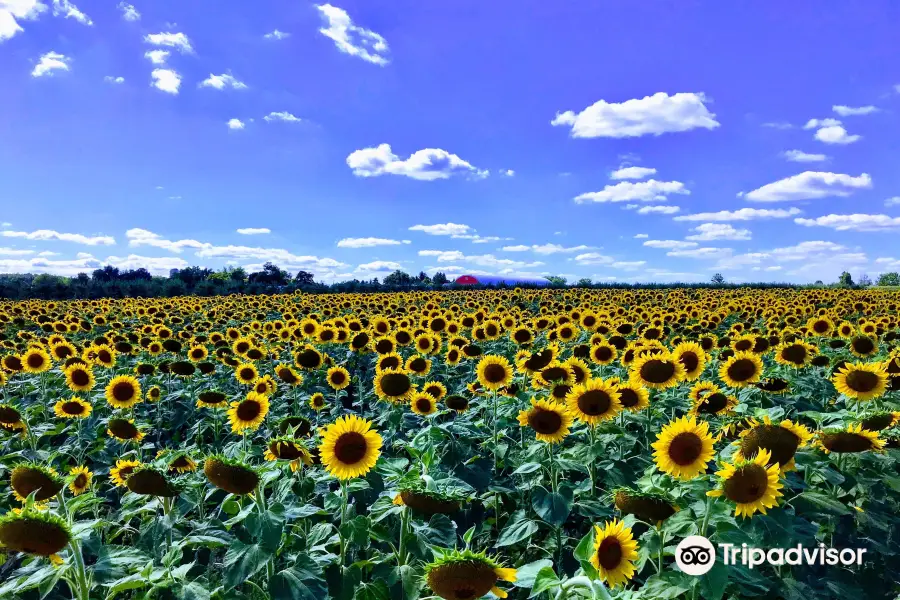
[2,1,900,284]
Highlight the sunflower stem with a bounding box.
[656,526,666,573]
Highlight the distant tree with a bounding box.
[546,276,567,287]
[838,271,854,287]
[576,278,593,287]
[174,266,213,288]
[229,267,247,282]
[877,272,900,286]
[711,273,725,284]
[295,270,315,285]
[858,273,872,287]
[248,262,290,285]
[120,268,152,281]
[814,280,824,285]
[383,270,413,287]
[74,273,90,285]
[432,272,449,286]
[92,265,120,282]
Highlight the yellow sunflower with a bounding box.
[651,416,716,480]
[707,448,783,518]
[425,549,516,600]
[21,348,51,374]
[832,361,888,401]
[234,362,259,385]
[629,352,685,390]
[672,341,707,381]
[63,364,95,392]
[517,397,573,444]
[326,366,351,390]
[719,351,763,388]
[110,459,143,487]
[318,415,382,480]
[373,368,414,403]
[107,418,145,442]
[476,355,514,391]
[410,392,438,416]
[227,391,270,433]
[589,519,639,588]
[68,466,93,496]
[818,424,885,454]
[773,341,816,368]
[565,378,621,426]
[309,392,327,411]
[104,375,142,409]
[734,416,813,472]
[53,397,92,419]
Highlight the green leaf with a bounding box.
[496,510,539,547]
[341,515,373,548]
[223,541,273,589]
[221,499,241,516]
[399,564,421,600]
[698,560,729,600]
[530,567,560,597]
[639,572,693,599]
[269,556,327,600]
[246,509,285,552]
[513,462,542,475]
[353,580,391,600]
[413,514,457,548]
[573,529,594,562]
[512,559,553,589]
[105,573,149,599]
[179,581,211,600]
[796,492,852,516]
[531,485,572,526]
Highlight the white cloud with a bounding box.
[418,250,542,269]
[37,250,57,256]
[0,247,34,256]
[634,233,648,239]
[1,229,114,245]
[236,228,270,235]
[501,243,593,255]
[454,234,512,244]
[573,252,614,266]
[814,125,860,144]
[144,50,170,65]
[634,205,680,215]
[105,254,189,274]
[643,240,698,250]
[610,261,646,270]
[199,73,247,90]
[501,245,530,252]
[833,105,878,116]
[356,261,402,272]
[574,179,688,203]
[783,150,827,163]
[743,171,871,202]
[315,3,389,66]
[263,111,302,123]
[667,247,733,259]
[686,223,752,241]
[264,29,289,40]
[611,166,657,180]
[675,207,801,222]
[762,122,793,130]
[502,169,515,177]
[769,241,845,261]
[126,229,205,253]
[118,2,139,21]
[794,214,900,232]
[227,118,245,130]
[144,32,193,53]
[104,75,124,84]
[51,0,90,25]
[337,237,409,248]
[151,69,181,94]
[803,118,842,129]
[551,92,719,138]
[0,0,47,43]
[32,51,69,77]
[885,197,900,207]
[197,246,347,272]
[347,143,486,181]
[409,223,470,236]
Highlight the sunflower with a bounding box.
[53,397,92,419]
[187,345,209,362]
[849,334,879,359]
[630,352,685,390]
[613,488,679,525]
[832,361,888,401]
[444,394,470,412]
[204,455,259,495]
[652,416,716,480]
[309,392,327,411]
[406,355,433,376]
[49,340,76,362]
[374,368,414,404]
[533,363,575,388]
[753,378,791,394]
[611,379,650,413]
[275,364,303,386]
[104,375,142,409]
[21,348,51,374]
[690,387,737,417]
[517,397,573,444]
[394,487,463,516]
[252,374,276,396]
[319,415,382,480]
[107,418,145,442]
[326,366,351,390]
[0,404,25,433]
[265,437,313,472]
[127,467,180,497]
[227,392,270,433]
[589,341,617,366]
[422,381,447,401]
[63,364,95,392]
[806,315,834,337]
[719,351,764,388]
[196,390,228,409]
[89,344,117,368]
[68,466,93,496]
[818,424,885,454]
[425,549,516,600]
[410,392,438,416]
[565,378,621,426]
[110,459,143,487]
[707,448,784,518]
[166,453,197,474]
[234,362,259,385]
[774,341,816,368]
[672,342,707,380]
[10,464,63,503]
[476,355,514,391]
[0,510,71,560]
[589,519,639,588]
[2,354,24,372]
[859,412,900,432]
[735,416,813,471]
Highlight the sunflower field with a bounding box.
[1,288,899,600]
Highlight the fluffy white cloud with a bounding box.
[32,51,69,77]
[634,205,680,214]
[264,29,289,40]
[144,32,193,53]
[51,0,90,24]
[1,229,114,245]
[0,0,47,43]
[418,250,542,269]
[573,252,614,265]
[611,166,657,180]
[227,118,245,130]
[104,75,124,84]
[634,233,648,239]
[144,50,169,65]
[783,150,827,163]
[126,229,204,253]
[833,105,878,116]
[356,260,402,272]
[105,254,189,274]
[118,2,139,21]
[409,223,470,236]
[315,4,389,66]
[743,171,871,202]
[803,118,841,129]
[501,243,593,255]
[675,207,801,222]
[263,111,302,123]
[794,214,900,232]
[667,247,733,259]
[501,169,515,177]
[196,245,347,271]
[643,240,698,250]
[0,256,100,276]
[815,125,860,144]
[200,73,247,90]
[610,260,646,270]
[151,69,180,94]
[552,92,719,138]
[501,245,530,252]
[574,179,688,204]
[347,144,486,181]
[686,223,751,241]
[762,122,793,129]
[0,247,34,256]
[453,234,513,243]
[885,197,900,207]
[337,237,410,248]
[236,228,270,235]
[769,241,845,261]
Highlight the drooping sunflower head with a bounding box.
[719,351,764,388]
[818,423,885,454]
[708,448,784,519]
[690,388,737,417]
[126,467,180,497]
[104,375,142,409]
[613,488,679,525]
[651,416,716,480]
[54,397,92,419]
[589,519,639,588]
[68,466,93,496]
[630,351,685,390]
[565,378,621,426]
[265,437,313,469]
[204,455,259,495]
[737,416,813,469]
[170,360,197,377]
[318,415,382,480]
[166,452,197,474]
[832,362,888,401]
[278,416,312,437]
[0,509,71,558]
[0,403,25,433]
[444,394,470,413]
[10,463,63,503]
[859,412,900,432]
[107,418,145,442]
[517,397,573,444]
[752,378,791,394]
[476,355,514,391]
[534,362,575,389]
[424,549,516,600]
[227,391,270,433]
[196,390,228,409]
[374,368,414,404]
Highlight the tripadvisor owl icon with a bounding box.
[675,535,716,576]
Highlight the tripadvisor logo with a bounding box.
[675,535,868,576]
